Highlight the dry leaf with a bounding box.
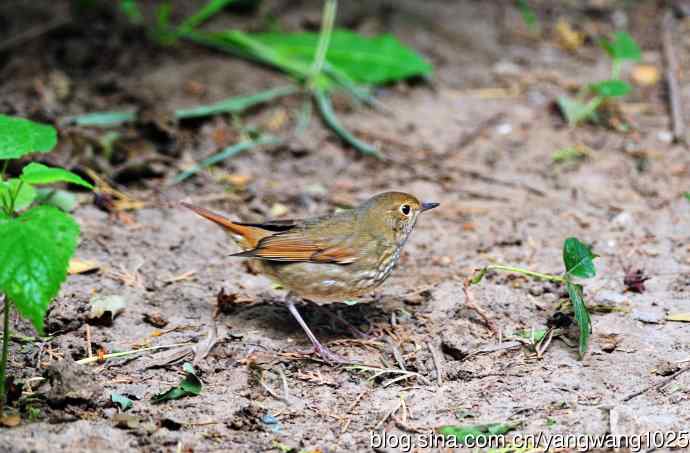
[0,415,21,427]
[667,313,690,322]
[555,18,584,51]
[632,64,660,87]
[68,258,101,275]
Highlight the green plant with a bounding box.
[558,31,641,126]
[469,237,597,357]
[81,0,432,164]
[0,114,93,417]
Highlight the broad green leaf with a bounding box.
[35,188,78,212]
[600,31,641,62]
[0,205,79,333]
[151,362,202,403]
[438,422,519,446]
[0,115,57,159]
[119,0,143,24]
[683,192,690,201]
[590,80,631,98]
[0,179,37,211]
[20,163,94,189]
[563,237,597,278]
[248,29,432,85]
[566,281,591,357]
[557,96,602,126]
[111,392,134,411]
[516,0,540,33]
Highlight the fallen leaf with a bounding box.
[555,18,584,51]
[666,313,690,322]
[113,414,142,429]
[111,393,134,411]
[88,295,127,325]
[624,268,649,293]
[143,312,169,328]
[0,414,21,427]
[68,258,101,275]
[632,64,660,87]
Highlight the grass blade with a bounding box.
[176,85,298,119]
[172,135,282,184]
[313,90,382,159]
[64,111,136,127]
[178,0,237,32]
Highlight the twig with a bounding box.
[662,11,687,145]
[340,390,369,434]
[462,277,498,334]
[622,366,690,402]
[85,325,93,359]
[373,397,403,430]
[427,342,444,386]
[76,342,193,365]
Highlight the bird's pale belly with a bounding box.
[256,248,401,304]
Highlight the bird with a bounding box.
[181,191,439,363]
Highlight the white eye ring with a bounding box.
[400,204,411,216]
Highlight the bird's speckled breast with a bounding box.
[256,244,403,304]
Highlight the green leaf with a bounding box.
[557,96,602,126]
[119,0,143,24]
[0,115,57,159]
[683,192,690,201]
[0,179,37,212]
[178,0,236,32]
[563,237,597,278]
[111,392,134,411]
[151,362,202,403]
[438,422,519,446]
[589,80,631,98]
[552,146,587,163]
[35,188,78,212]
[248,29,432,85]
[314,90,382,158]
[20,163,94,189]
[0,206,80,333]
[515,328,547,343]
[600,31,641,62]
[175,85,298,119]
[516,0,540,33]
[566,281,591,357]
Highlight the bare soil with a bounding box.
[1,1,689,452]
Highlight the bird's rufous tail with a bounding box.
[180,202,267,249]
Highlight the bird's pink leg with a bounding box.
[286,301,350,364]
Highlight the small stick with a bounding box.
[462,278,498,334]
[427,342,444,386]
[622,366,690,402]
[85,325,93,359]
[662,11,687,145]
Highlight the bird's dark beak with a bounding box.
[421,202,440,212]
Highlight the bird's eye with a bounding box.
[400,204,411,216]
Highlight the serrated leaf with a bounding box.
[566,281,591,357]
[438,422,519,446]
[21,163,94,189]
[563,237,597,278]
[151,362,202,404]
[0,206,79,333]
[600,31,641,62]
[557,96,602,126]
[0,179,37,211]
[111,392,134,411]
[590,80,632,98]
[0,115,57,159]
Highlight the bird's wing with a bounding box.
[232,213,360,264]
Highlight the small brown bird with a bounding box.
[182,192,438,363]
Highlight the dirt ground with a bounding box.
[1,1,690,452]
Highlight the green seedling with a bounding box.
[469,237,597,357]
[558,31,641,126]
[151,363,202,403]
[98,0,431,162]
[0,114,94,417]
[438,421,520,447]
[516,0,540,34]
